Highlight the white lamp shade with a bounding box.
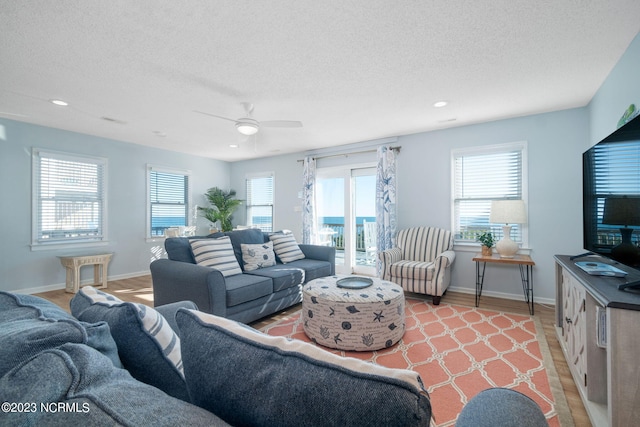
[490,200,527,224]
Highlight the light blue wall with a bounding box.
[231,109,588,303]
[0,119,230,293]
[229,30,640,305]
[3,30,638,300]
[589,31,640,143]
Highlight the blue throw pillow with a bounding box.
[0,343,227,427]
[165,237,196,263]
[176,309,432,427]
[70,287,188,402]
[0,291,121,377]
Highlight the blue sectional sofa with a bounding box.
[150,228,335,323]
[0,286,547,426]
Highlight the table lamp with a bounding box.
[602,196,640,266]
[490,200,527,258]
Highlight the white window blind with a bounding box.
[452,142,527,244]
[32,149,107,246]
[246,173,274,232]
[148,166,190,237]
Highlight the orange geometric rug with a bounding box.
[260,298,572,427]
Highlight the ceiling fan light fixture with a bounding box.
[236,119,259,135]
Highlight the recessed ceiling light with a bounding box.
[229,144,239,148]
[433,101,448,108]
[50,99,68,106]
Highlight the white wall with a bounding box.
[0,119,230,293]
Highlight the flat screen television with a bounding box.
[583,114,640,289]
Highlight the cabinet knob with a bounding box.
[565,317,572,324]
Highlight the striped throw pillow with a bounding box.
[190,237,242,276]
[269,233,305,263]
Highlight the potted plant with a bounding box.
[477,231,494,256]
[198,187,243,232]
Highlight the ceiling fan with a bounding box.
[195,102,302,136]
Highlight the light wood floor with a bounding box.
[35,276,590,426]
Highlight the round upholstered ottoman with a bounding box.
[302,275,405,351]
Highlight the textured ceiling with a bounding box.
[2,1,640,161]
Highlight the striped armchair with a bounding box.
[379,227,455,305]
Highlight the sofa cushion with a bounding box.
[389,260,434,281]
[269,232,306,263]
[190,237,243,277]
[244,264,305,292]
[0,292,121,378]
[165,237,196,263]
[284,258,333,283]
[241,241,276,271]
[176,309,432,427]
[0,343,229,427]
[223,273,273,307]
[70,287,188,401]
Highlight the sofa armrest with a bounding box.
[299,244,336,275]
[435,250,456,267]
[379,247,403,280]
[150,259,227,317]
[155,300,199,337]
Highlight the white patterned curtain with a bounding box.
[376,146,397,275]
[302,156,317,244]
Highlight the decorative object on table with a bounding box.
[476,231,494,256]
[198,187,243,232]
[490,200,527,258]
[617,104,639,128]
[602,195,640,267]
[336,276,373,289]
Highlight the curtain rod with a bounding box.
[297,145,401,163]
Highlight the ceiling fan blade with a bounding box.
[260,120,303,128]
[193,110,237,123]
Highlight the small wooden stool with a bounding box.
[58,253,113,294]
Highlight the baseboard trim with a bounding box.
[11,270,151,295]
[447,285,555,306]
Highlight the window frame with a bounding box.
[245,171,275,232]
[31,148,108,250]
[451,141,529,248]
[146,164,192,240]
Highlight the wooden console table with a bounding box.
[58,253,113,294]
[472,253,535,314]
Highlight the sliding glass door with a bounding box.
[316,165,376,276]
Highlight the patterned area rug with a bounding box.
[260,298,572,427]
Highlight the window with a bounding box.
[452,142,528,245]
[246,172,274,232]
[147,166,191,238]
[32,149,107,247]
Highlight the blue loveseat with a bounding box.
[150,228,335,323]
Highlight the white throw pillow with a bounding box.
[269,233,305,263]
[190,237,242,276]
[241,242,276,271]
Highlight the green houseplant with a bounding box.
[477,231,495,256]
[199,187,243,232]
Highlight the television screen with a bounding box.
[583,115,640,270]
